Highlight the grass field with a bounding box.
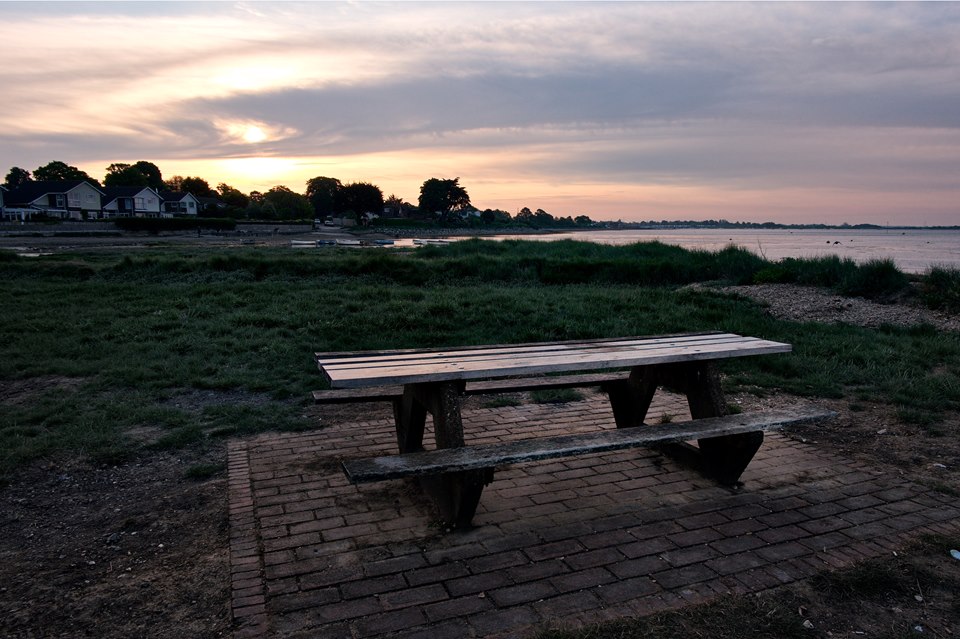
[1,241,959,479]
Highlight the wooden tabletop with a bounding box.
[317,332,791,389]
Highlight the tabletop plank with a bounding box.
[319,333,790,388]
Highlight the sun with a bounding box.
[242,126,267,144]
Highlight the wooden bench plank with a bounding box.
[317,333,738,367]
[312,372,628,404]
[321,336,791,388]
[341,407,835,483]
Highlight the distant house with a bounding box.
[100,186,163,218]
[2,180,104,221]
[160,191,201,217]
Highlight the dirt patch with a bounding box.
[0,448,231,639]
[0,376,88,408]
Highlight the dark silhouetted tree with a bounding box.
[104,163,149,187]
[217,183,249,210]
[3,166,31,189]
[261,185,313,220]
[33,161,96,184]
[180,176,216,198]
[418,177,470,223]
[305,176,342,217]
[340,182,384,225]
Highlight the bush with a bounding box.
[921,266,960,313]
[838,258,910,300]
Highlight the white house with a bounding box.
[160,191,201,217]
[2,180,104,221]
[100,186,163,218]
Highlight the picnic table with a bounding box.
[316,332,833,528]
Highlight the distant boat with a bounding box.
[336,238,362,246]
[413,238,451,246]
[290,240,317,247]
[371,239,395,246]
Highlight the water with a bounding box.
[486,228,960,274]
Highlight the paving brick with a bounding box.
[534,590,603,617]
[660,545,720,567]
[594,575,660,604]
[551,566,618,593]
[469,606,541,636]
[564,547,626,571]
[524,538,585,562]
[710,534,766,555]
[364,553,428,577]
[609,555,670,579]
[756,542,810,562]
[489,580,558,607]
[379,583,449,610]
[756,510,809,527]
[669,527,724,546]
[466,550,528,573]
[270,587,341,613]
[756,524,809,544]
[704,552,767,576]
[405,560,471,587]
[341,573,406,599]
[651,563,718,589]
[354,607,427,638]
[620,536,676,558]
[446,571,512,597]
[394,618,473,639]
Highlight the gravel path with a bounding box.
[717,283,960,332]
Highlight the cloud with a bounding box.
[1,2,959,223]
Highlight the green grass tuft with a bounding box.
[530,389,586,404]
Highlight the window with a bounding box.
[69,194,81,207]
[188,201,195,210]
[135,197,145,209]
[55,194,65,207]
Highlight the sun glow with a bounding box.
[242,126,267,144]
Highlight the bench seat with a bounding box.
[342,407,835,483]
[312,372,627,404]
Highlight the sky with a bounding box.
[1,1,959,225]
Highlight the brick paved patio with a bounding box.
[228,392,960,638]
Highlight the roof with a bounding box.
[100,186,159,198]
[158,190,199,202]
[100,186,161,206]
[4,180,104,205]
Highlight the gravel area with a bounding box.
[716,283,960,332]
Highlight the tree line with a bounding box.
[3,160,595,228]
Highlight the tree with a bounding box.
[340,182,384,225]
[217,183,249,210]
[3,166,31,189]
[164,175,184,192]
[33,160,96,184]
[261,185,313,220]
[305,176,342,217]
[418,178,470,223]
[180,176,215,198]
[104,163,149,187]
[132,161,163,190]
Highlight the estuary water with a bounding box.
[489,228,960,274]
